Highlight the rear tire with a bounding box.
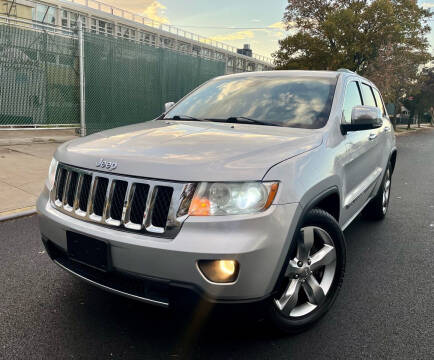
[267,209,346,334]
[364,162,392,221]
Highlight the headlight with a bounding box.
[189,182,278,216]
[47,158,58,191]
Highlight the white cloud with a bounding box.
[142,1,169,24]
[273,31,285,38]
[210,30,255,42]
[268,21,286,30]
[421,2,434,9]
[103,0,169,24]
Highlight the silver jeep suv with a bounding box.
[37,70,396,333]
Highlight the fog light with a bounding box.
[198,260,239,283]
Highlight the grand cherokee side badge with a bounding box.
[96,158,118,170]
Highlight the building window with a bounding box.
[34,4,56,25]
[61,10,68,28]
[107,22,113,35]
[98,20,106,33]
[91,18,97,33]
[70,12,78,29]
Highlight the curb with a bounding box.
[0,136,77,146]
[395,126,433,137]
[0,207,37,222]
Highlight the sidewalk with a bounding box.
[0,128,77,146]
[0,129,77,218]
[395,123,433,136]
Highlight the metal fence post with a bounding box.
[78,20,86,136]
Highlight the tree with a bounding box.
[273,1,432,129]
[274,1,431,72]
[411,67,434,127]
[365,44,427,129]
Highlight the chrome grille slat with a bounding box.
[62,170,72,209]
[87,175,99,221]
[52,167,63,206]
[50,163,193,239]
[78,174,92,215]
[166,186,185,230]
[122,182,136,228]
[73,173,84,212]
[102,179,114,223]
[143,184,156,231]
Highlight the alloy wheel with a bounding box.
[274,226,337,317]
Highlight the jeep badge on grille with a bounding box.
[96,158,118,170]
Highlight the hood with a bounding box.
[56,120,323,182]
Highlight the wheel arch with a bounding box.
[390,149,397,174]
[271,186,341,295]
[307,188,340,223]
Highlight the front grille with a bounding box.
[51,163,196,238]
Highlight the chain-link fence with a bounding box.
[0,19,226,133]
[83,31,226,134]
[0,21,79,127]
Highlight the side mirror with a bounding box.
[341,105,382,134]
[164,101,175,113]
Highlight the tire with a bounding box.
[267,208,346,334]
[364,162,392,221]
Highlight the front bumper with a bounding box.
[37,186,300,305]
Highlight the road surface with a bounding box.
[1,129,433,359]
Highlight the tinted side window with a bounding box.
[361,83,377,107]
[343,81,363,123]
[373,88,385,116]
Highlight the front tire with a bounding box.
[268,209,346,334]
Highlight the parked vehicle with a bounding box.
[37,70,397,333]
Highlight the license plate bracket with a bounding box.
[67,232,110,272]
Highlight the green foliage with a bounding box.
[403,67,434,123]
[274,0,432,76]
[273,0,432,119]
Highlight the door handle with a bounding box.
[369,133,377,141]
[384,126,391,132]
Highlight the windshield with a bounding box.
[164,75,338,129]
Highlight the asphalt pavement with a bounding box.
[0,129,433,359]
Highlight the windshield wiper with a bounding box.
[225,116,281,127]
[165,115,207,122]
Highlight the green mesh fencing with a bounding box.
[0,23,79,126]
[0,23,226,131]
[84,31,226,134]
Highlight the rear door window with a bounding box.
[372,88,386,116]
[361,83,377,107]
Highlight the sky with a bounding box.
[103,0,433,59]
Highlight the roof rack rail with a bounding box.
[337,68,356,74]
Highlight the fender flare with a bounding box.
[389,148,397,174]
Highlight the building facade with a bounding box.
[0,0,274,74]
